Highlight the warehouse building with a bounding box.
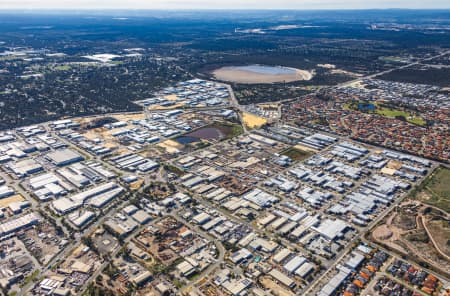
[8,158,43,177]
[192,212,211,225]
[230,248,252,264]
[0,186,14,199]
[46,148,84,166]
[8,201,30,214]
[104,218,137,238]
[131,270,152,287]
[312,219,350,241]
[69,211,95,229]
[283,255,307,274]
[298,133,337,150]
[176,260,196,277]
[131,210,152,225]
[29,172,73,201]
[0,213,40,239]
[295,262,315,278]
[51,182,123,214]
[317,265,352,296]
[273,248,292,264]
[268,269,295,289]
[242,189,278,208]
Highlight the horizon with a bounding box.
[0,8,449,15]
[1,8,450,11]
[0,0,449,10]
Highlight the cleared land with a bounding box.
[427,219,450,258]
[0,194,25,207]
[413,166,450,212]
[371,201,450,276]
[281,147,314,161]
[242,112,268,129]
[157,139,184,154]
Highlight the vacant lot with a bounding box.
[211,122,244,139]
[281,147,313,161]
[413,166,450,212]
[427,219,450,258]
[242,112,268,129]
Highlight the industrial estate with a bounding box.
[0,8,449,296]
[0,72,447,296]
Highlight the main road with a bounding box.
[13,47,450,295]
[300,164,436,296]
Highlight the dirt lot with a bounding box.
[426,217,450,258]
[19,221,66,265]
[370,201,450,276]
[157,139,184,154]
[0,194,24,208]
[260,276,295,296]
[242,112,267,129]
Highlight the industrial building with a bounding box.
[0,186,14,199]
[312,219,350,241]
[51,182,124,214]
[109,153,159,172]
[242,189,278,208]
[69,211,96,229]
[29,172,73,201]
[268,269,295,289]
[46,148,84,166]
[0,213,40,239]
[8,158,43,177]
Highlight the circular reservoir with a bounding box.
[212,64,313,84]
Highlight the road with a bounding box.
[421,215,450,262]
[16,123,137,296]
[18,193,134,296]
[301,165,434,296]
[170,213,226,295]
[225,83,248,133]
[168,51,450,292]
[75,218,152,296]
[8,48,450,295]
[277,49,450,109]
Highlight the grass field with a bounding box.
[413,166,450,212]
[376,107,426,126]
[281,147,313,161]
[212,121,244,139]
[344,101,426,126]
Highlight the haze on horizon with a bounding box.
[1,0,449,10]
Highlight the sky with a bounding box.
[0,0,449,10]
